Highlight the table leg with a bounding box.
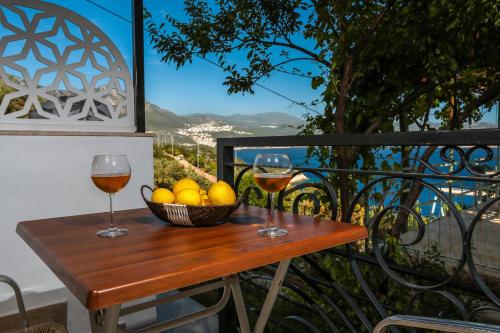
[89,309,101,333]
[253,259,291,333]
[86,261,290,333]
[89,304,121,333]
[230,278,251,333]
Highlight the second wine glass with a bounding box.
[91,155,131,238]
[253,153,293,237]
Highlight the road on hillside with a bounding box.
[167,154,217,183]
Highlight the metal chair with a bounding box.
[373,315,500,333]
[0,275,67,333]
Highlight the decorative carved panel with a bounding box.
[0,0,135,131]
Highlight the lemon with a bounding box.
[173,178,200,195]
[175,188,202,205]
[151,188,175,204]
[201,194,210,206]
[199,189,207,195]
[208,181,236,205]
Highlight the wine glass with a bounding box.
[91,155,131,238]
[253,154,293,237]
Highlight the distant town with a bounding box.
[176,121,252,147]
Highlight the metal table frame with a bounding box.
[88,259,291,333]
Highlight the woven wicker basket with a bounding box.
[141,185,245,227]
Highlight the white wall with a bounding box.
[0,133,154,328]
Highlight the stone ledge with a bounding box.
[0,130,155,137]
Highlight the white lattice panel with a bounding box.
[0,0,135,131]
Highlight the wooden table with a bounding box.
[17,206,367,333]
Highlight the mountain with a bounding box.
[465,121,496,129]
[409,121,496,131]
[145,101,305,147]
[146,102,187,130]
[186,112,305,128]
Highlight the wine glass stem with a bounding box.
[269,192,275,230]
[109,193,116,229]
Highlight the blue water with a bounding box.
[236,147,321,168]
[235,147,499,215]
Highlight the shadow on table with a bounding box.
[226,215,265,225]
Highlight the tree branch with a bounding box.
[252,57,317,82]
[462,81,500,118]
[351,0,394,59]
[257,39,332,67]
[364,83,438,133]
[275,67,316,79]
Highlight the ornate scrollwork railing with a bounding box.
[218,130,500,333]
[408,145,500,177]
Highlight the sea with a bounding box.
[235,146,500,216]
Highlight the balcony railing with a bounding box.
[217,129,500,332]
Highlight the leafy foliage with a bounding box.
[153,144,213,189]
[174,144,217,176]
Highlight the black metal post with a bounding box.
[132,0,146,133]
[217,138,235,185]
[216,138,237,332]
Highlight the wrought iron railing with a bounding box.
[217,129,500,332]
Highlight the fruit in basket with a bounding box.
[151,188,175,204]
[175,188,202,205]
[173,178,200,195]
[201,194,210,206]
[208,181,236,205]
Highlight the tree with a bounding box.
[146,0,500,223]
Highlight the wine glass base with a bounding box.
[258,227,288,238]
[97,227,128,238]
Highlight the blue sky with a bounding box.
[54,0,320,118]
[142,1,321,117]
[2,0,499,123]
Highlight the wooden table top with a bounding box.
[17,206,367,310]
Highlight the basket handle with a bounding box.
[141,184,154,203]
